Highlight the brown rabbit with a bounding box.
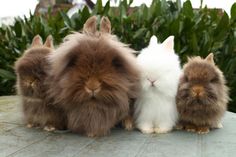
[176,53,229,134]
[47,16,140,137]
[15,35,67,131]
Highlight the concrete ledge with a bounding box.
[0,96,236,157]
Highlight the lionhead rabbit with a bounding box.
[47,16,141,137]
[176,53,229,134]
[15,35,67,131]
[134,35,181,134]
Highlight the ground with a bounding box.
[0,96,236,157]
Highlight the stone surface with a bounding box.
[0,96,236,157]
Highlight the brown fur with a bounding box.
[14,35,67,130]
[176,53,229,133]
[47,16,141,137]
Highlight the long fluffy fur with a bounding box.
[134,36,181,134]
[47,16,140,137]
[14,35,67,131]
[176,53,229,134]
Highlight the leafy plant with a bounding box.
[0,0,236,112]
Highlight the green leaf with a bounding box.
[139,4,148,22]
[231,3,236,20]
[170,19,180,35]
[176,0,181,12]
[94,0,103,14]
[120,4,127,19]
[13,20,22,37]
[60,12,72,28]
[149,0,161,20]
[121,0,128,10]
[214,12,229,41]
[133,28,147,39]
[0,69,15,80]
[81,6,91,22]
[190,33,198,52]
[182,0,194,18]
[161,0,168,13]
[103,1,110,15]
[129,0,134,5]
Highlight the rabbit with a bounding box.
[47,16,141,137]
[14,35,67,131]
[134,35,181,134]
[176,53,229,134]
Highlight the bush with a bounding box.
[0,0,236,112]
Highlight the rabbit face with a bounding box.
[137,36,181,93]
[54,38,135,107]
[15,47,51,98]
[178,56,223,107]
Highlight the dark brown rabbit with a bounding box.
[15,35,67,131]
[176,53,229,134]
[47,16,140,137]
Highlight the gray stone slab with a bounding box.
[74,129,149,157]
[0,96,236,157]
[0,126,50,157]
[7,132,95,157]
[0,96,23,125]
[135,131,200,157]
[0,123,19,133]
[199,112,236,157]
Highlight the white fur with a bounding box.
[134,35,182,134]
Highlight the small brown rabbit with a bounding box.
[15,35,67,131]
[176,53,229,134]
[47,16,141,137]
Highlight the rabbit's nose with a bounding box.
[147,78,157,86]
[85,86,101,96]
[85,78,101,96]
[25,79,36,88]
[192,85,204,97]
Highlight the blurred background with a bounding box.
[0,0,236,113]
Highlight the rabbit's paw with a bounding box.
[154,127,172,134]
[196,127,210,134]
[44,126,56,132]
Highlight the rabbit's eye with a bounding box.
[210,77,218,83]
[184,75,189,82]
[112,57,124,70]
[66,54,78,68]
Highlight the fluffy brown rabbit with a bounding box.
[15,35,67,131]
[176,53,229,134]
[47,16,140,137]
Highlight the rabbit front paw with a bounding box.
[44,126,56,132]
[139,127,154,134]
[154,127,172,134]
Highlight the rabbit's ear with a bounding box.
[31,35,43,47]
[162,36,174,52]
[187,56,201,62]
[187,56,192,62]
[205,53,215,64]
[44,35,54,48]
[83,16,97,35]
[149,35,157,46]
[100,16,111,33]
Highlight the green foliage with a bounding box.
[0,0,236,112]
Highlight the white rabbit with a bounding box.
[134,35,181,134]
